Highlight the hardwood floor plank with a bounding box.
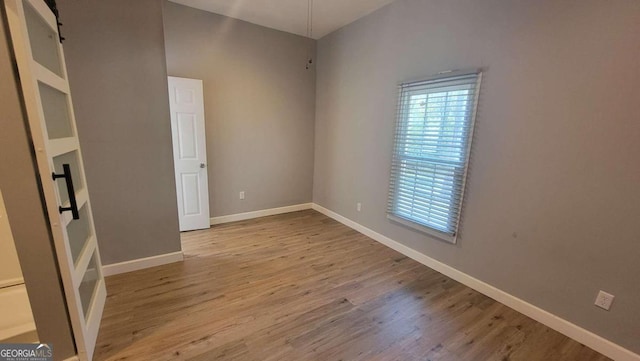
[93,210,610,361]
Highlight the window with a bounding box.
[387,71,481,243]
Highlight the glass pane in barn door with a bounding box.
[39,81,74,139]
[66,204,92,266]
[79,253,101,320]
[4,0,106,360]
[23,1,62,76]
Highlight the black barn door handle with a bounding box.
[52,163,80,220]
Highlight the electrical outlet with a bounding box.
[594,290,614,311]
[239,191,245,200]
[357,202,362,212]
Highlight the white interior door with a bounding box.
[168,76,210,231]
[5,1,106,359]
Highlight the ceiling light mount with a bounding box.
[306,0,314,69]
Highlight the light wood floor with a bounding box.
[94,210,610,361]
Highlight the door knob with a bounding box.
[200,163,206,168]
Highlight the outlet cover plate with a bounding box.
[594,290,614,311]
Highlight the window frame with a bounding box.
[387,69,482,244]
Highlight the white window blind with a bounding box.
[387,71,481,243]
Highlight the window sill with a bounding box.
[387,214,457,244]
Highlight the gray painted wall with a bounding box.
[0,6,76,359]
[163,2,316,217]
[313,0,640,353]
[57,0,181,265]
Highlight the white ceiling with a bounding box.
[168,0,396,39]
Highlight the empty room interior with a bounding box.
[0,0,639,360]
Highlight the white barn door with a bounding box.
[4,1,106,359]
[167,77,210,231]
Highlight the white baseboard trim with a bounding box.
[311,203,639,361]
[210,203,313,225]
[102,251,184,277]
